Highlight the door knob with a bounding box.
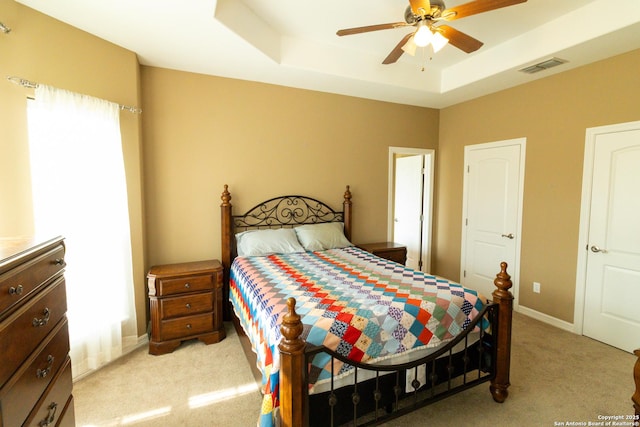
[590,245,608,253]
[501,233,514,239]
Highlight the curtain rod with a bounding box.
[6,76,142,114]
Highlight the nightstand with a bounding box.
[357,242,407,265]
[147,259,225,355]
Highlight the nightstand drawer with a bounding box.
[160,292,213,319]
[155,274,213,296]
[159,312,214,341]
[357,242,407,265]
[376,249,406,265]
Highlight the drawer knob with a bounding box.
[37,355,55,379]
[184,282,191,289]
[186,323,192,329]
[32,307,51,327]
[9,285,24,296]
[54,258,64,266]
[38,402,58,427]
[186,303,192,309]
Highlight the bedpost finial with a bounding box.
[221,184,231,206]
[344,185,352,202]
[280,298,304,352]
[492,261,513,301]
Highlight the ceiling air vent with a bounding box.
[519,57,568,74]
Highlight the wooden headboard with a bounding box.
[219,185,352,318]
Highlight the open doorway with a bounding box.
[388,147,434,272]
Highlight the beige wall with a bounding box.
[140,66,439,267]
[4,0,639,333]
[0,0,147,336]
[436,49,640,323]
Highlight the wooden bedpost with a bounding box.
[633,349,640,418]
[490,261,513,403]
[279,298,307,427]
[221,185,232,320]
[343,185,352,242]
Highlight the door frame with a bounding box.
[387,147,435,272]
[459,138,526,310]
[574,120,640,335]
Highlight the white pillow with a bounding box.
[294,222,353,251]
[236,228,305,257]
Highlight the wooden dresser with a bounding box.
[0,236,75,427]
[357,242,407,265]
[147,259,225,355]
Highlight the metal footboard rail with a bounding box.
[278,262,513,427]
[303,303,499,426]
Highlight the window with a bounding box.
[27,85,137,378]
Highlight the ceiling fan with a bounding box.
[336,0,528,64]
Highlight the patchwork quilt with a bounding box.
[229,246,489,427]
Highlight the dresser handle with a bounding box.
[37,355,55,378]
[186,303,191,309]
[186,324,192,329]
[38,402,58,426]
[32,308,51,327]
[53,258,64,266]
[184,282,191,289]
[9,285,23,296]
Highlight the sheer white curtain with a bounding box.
[27,85,138,379]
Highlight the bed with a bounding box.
[220,185,514,427]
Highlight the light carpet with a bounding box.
[73,313,637,426]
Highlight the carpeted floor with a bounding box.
[72,313,637,426]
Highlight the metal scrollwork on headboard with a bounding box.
[233,195,344,229]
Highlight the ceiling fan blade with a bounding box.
[383,33,414,64]
[442,0,527,21]
[337,22,410,36]
[436,25,483,53]
[408,0,431,16]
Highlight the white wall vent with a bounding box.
[519,57,568,74]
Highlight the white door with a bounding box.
[461,139,525,302]
[394,155,424,270]
[582,125,640,353]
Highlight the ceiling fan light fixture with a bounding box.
[413,21,433,47]
[401,36,417,56]
[431,31,449,52]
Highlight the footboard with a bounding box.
[634,349,640,419]
[278,262,514,427]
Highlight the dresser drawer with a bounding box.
[155,273,214,297]
[0,318,70,427]
[0,243,65,318]
[0,277,67,388]
[56,394,75,427]
[24,357,73,427]
[160,292,214,319]
[159,312,214,341]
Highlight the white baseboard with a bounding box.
[73,335,150,383]
[517,305,576,333]
[122,334,149,354]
